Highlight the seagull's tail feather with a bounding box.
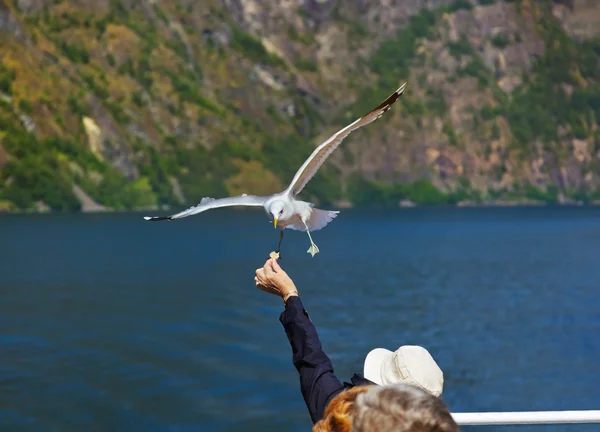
[144,216,173,221]
[285,209,339,232]
[307,209,339,232]
[289,208,339,232]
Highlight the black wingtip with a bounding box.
[143,216,173,222]
[373,82,407,113]
[358,82,407,121]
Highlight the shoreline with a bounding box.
[1,200,598,215]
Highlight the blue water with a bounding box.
[1,207,599,431]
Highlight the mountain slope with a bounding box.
[1,0,600,212]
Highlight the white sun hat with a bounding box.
[363,345,444,397]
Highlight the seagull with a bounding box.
[144,83,407,257]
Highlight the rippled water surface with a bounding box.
[1,207,599,431]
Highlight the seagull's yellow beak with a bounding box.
[273,218,279,228]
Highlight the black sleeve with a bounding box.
[279,296,344,423]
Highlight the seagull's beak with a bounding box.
[273,218,279,228]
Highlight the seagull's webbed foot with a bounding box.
[307,243,320,257]
[302,220,320,257]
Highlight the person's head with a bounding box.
[363,345,444,396]
[313,385,374,432]
[352,383,459,432]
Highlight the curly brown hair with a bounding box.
[312,386,374,432]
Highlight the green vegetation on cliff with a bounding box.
[1,0,600,211]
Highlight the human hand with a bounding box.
[255,257,298,302]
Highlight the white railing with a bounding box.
[452,410,600,425]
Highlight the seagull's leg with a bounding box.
[302,220,319,257]
[275,229,284,258]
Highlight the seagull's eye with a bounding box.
[279,210,283,215]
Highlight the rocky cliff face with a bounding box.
[0,0,600,211]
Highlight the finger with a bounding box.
[269,258,282,275]
[256,269,266,283]
[264,261,275,277]
[271,258,283,272]
[267,258,278,273]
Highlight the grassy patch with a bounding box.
[457,56,490,87]
[490,34,510,49]
[295,57,318,72]
[56,39,90,64]
[230,26,284,67]
[448,34,473,59]
[153,4,169,24]
[0,65,16,94]
[445,0,474,12]
[165,70,219,113]
[18,99,34,114]
[287,25,313,45]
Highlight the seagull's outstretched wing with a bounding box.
[143,195,267,221]
[285,83,407,197]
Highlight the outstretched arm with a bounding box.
[255,258,344,423]
[279,296,344,423]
